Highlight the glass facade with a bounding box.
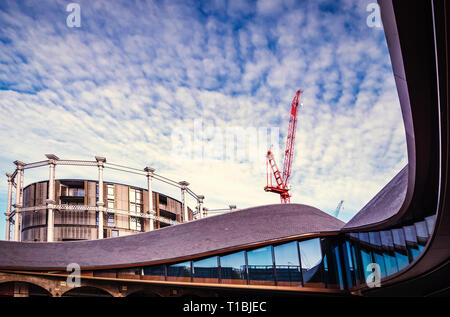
[167,261,191,282]
[299,238,325,288]
[193,257,219,283]
[143,264,165,281]
[89,215,434,291]
[273,241,302,287]
[247,246,275,286]
[220,251,247,285]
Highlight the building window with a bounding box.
[129,188,142,214]
[220,251,247,285]
[111,230,119,238]
[143,265,166,281]
[299,238,325,288]
[167,261,191,282]
[247,246,275,286]
[273,241,302,287]
[68,188,84,197]
[107,213,115,227]
[193,257,219,284]
[107,184,114,200]
[129,188,143,231]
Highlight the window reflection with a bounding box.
[359,247,373,282]
[391,228,409,271]
[247,246,275,286]
[193,257,218,284]
[414,221,429,247]
[369,232,387,279]
[143,264,165,281]
[167,261,191,282]
[299,238,325,288]
[403,225,422,260]
[380,230,398,276]
[220,251,247,285]
[117,267,141,280]
[274,241,302,287]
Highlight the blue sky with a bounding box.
[0,0,407,240]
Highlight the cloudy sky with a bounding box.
[0,0,407,240]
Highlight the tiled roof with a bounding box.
[0,203,344,270]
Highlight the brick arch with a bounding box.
[61,286,114,297]
[0,279,52,297]
[125,288,162,297]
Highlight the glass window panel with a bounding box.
[117,267,141,280]
[193,257,218,283]
[333,246,344,290]
[107,200,114,209]
[342,241,356,288]
[107,213,114,227]
[143,265,165,281]
[129,189,135,203]
[167,261,191,282]
[130,217,136,230]
[360,248,373,282]
[425,215,435,237]
[93,269,116,278]
[369,232,381,247]
[299,238,325,288]
[130,203,136,213]
[107,185,114,199]
[380,231,394,249]
[220,251,247,285]
[274,241,302,287]
[403,225,422,260]
[136,191,141,203]
[392,228,407,250]
[359,232,370,244]
[414,221,429,245]
[372,251,387,279]
[136,218,142,231]
[383,252,398,276]
[111,230,119,238]
[136,205,141,213]
[321,239,344,290]
[247,246,275,286]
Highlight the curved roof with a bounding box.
[0,203,344,270]
[343,165,408,230]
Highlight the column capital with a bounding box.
[144,166,155,175]
[6,173,12,182]
[45,199,56,205]
[13,160,25,169]
[95,156,106,166]
[12,203,21,209]
[179,181,190,188]
[197,195,204,203]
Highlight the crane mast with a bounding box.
[264,89,302,203]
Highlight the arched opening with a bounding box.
[0,282,51,297]
[62,286,113,297]
[126,290,161,297]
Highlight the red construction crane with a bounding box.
[264,89,302,203]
